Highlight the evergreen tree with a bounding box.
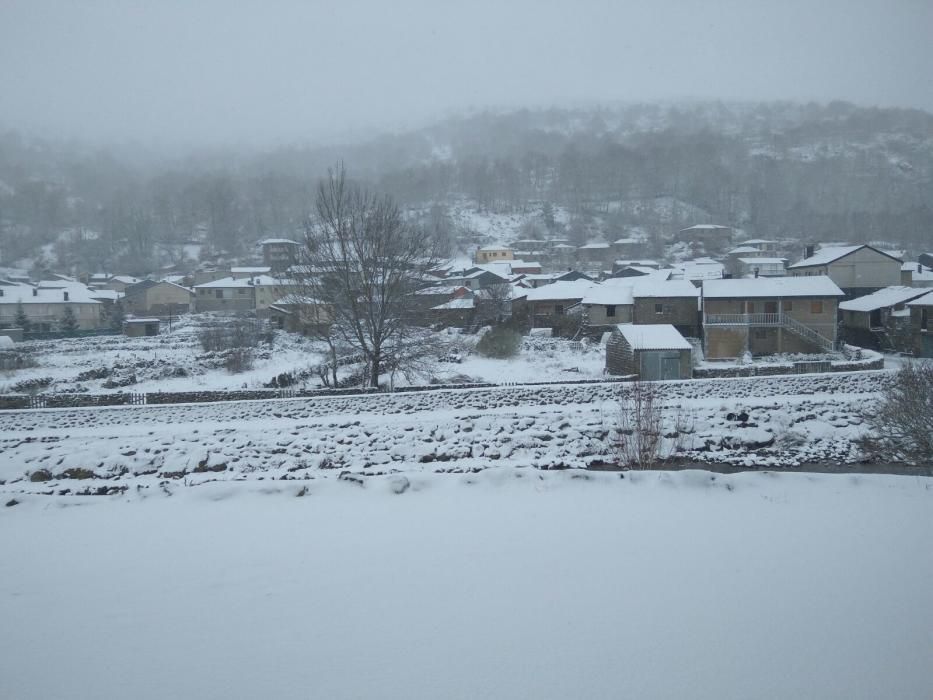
[108,301,125,331]
[61,306,79,334]
[14,301,30,332]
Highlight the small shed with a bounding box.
[123,317,160,337]
[606,324,692,380]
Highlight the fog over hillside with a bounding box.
[1,101,932,275]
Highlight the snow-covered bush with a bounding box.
[476,326,522,359]
[862,361,933,469]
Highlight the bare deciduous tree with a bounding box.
[293,165,441,388]
[862,362,933,469]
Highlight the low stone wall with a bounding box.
[694,354,884,379]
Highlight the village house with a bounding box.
[901,262,933,288]
[906,291,933,357]
[0,283,102,331]
[122,280,193,317]
[742,238,780,254]
[193,275,296,314]
[839,286,930,350]
[576,242,613,270]
[430,296,476,328]
[524,280,596,328]
[631,279,701,337]
[474,246,514,264]
[605,324,693,380]
[734,257,787,278]
[444,268,509,291]
[260,238,301,272]
[787,245,902,297]
[268,298,333,336]
[701,276,844,359]
[230,266,272,279]
[670,257,725,285]
[102,275,143,293]
[122,317,160,337]
[581,285,634,327]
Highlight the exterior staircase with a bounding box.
[703,312,836,353]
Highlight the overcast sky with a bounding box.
[1,0,931,147]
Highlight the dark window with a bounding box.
[747,301,755,313]
[238,289,247,295]
[606,305,616,317]
[554,304,564,315]
[811,301,823,314]
[655,303,663,314]
[785,300,793,311]
[765,301,778,314]
[215,290,223,299]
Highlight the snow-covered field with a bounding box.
[0,371,898,501]
[2,470,931,700]
[0,317,605,394]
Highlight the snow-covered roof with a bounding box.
[432,297,475,310]
[583,286,634,306]
[788,245,902,269]
[703,276,844,299]
[110,275,142,284]
[0,283,101,305]
[579,242,610,250]
[839,286,930,313]
[524,280,598,302]
[742,238,776,245]
[737,257,787,265]
[727,246,760,255]
[413,285,469,296]
[907,291,933,307]
[680,224,730,231]
[259,238,299,245]
[231,266,272,274]
[194,275,282,288]
[88,289,123,301]
[614,323,692,351]
[124,317,160,324]
[631,278,700,298]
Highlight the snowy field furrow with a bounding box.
[0,371,893,497]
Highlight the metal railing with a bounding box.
[703,312,837,353]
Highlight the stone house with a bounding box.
[194,275,295,313]
[605,324,693,380]
[474,247,514,264]
[122,280,193,317]
[524,280,596,328]
[701,276,844,359]
[0,283,102,331]
[787,245,902,297]
[839,286,929,350]
[631,279,701,338]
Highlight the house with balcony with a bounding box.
[787,245,901,297]
[260,238,300,272]
[701,276,844,359]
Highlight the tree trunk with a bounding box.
[369,348,381,388]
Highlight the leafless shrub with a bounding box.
[614,379,663,469]
[862,362,933,469]
[224,347,254,374]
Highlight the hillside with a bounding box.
[1,100,932,274]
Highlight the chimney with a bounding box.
[32,288,38,297]
[64,291,69,301]
[919,264,923,274]
[754,267,760,278]
[804,245,815,259]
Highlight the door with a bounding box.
[661,353,682,380]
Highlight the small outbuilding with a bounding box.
[606,323,692,380]
[123,317,160,337]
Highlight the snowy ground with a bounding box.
[0,317,605,394]
[0,371,900,501]
[2,470,931,700]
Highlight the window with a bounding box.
[238,289,247,295]
[606,305,616,317]
[554,304,564,315]
[921,308,928,331]
[764,301,777,314]
[785,300,793,311]
[215,290,223,299]
[655,303,663,314]
[811,301,823,314]
[746,301,755,313]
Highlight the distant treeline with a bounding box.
[1,100,931,274]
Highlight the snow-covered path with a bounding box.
[1,471,931,700]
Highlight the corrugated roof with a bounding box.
[614,323,692,351]
[839,286,929,312]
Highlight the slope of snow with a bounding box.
[1,470,931,700]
